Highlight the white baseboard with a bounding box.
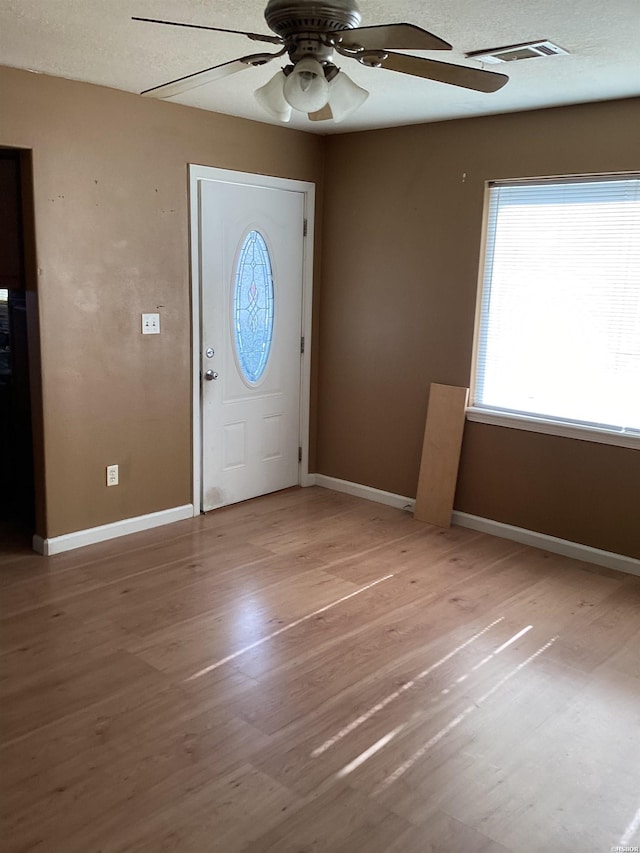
[312,474,415,512]
[451,511,640,577]
[311,474,640,577]
[33,504,194,556]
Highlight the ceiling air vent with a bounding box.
[466,40,569,64]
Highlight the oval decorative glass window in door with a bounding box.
[233,230,274,383]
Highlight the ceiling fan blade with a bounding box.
[141,53,281,99]
[308,105,334,121]
[338,23,451,52]
[376,52,508,93]
[132,17,283,45]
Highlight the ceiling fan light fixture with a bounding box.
[282,57,329,112]
[136,7,509,121]
[326,70,369,121]
[255,70,293,121]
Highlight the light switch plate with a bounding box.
[142,313,160,334]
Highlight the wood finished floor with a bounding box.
[1,486,639,853]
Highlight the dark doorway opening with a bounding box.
[0,149,36,535]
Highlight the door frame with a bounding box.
[189,165,315,515]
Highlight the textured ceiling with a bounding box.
[1,0,639,134]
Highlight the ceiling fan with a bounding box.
[133,0,509,123]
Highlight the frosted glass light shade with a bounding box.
[327,71,369,121]
[255,71,292,122]
[255,62,369,123]
[283,57,329,112]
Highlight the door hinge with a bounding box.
[303,218,308,237]
[298,446,303,463]
[300,336,305,354]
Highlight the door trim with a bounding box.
[189,165,315,515]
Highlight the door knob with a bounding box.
[204,370,219,381]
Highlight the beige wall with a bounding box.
[318,98,640,559]
[0,66,324,538]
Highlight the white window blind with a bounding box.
[473,175,640,438]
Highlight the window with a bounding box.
[233,230,275,384]
[470,175,640,447]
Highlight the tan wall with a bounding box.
[0,66,324,538]
[318,98,640,559]
[2,63,637,558]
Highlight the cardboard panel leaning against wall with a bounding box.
[0,65,324,540]
[317,97,640,559]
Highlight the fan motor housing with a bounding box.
[264,0,362,38]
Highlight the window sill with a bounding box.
[465,407,640,450]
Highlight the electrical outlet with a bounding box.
[141,313,160,334]
[106,464,119,487]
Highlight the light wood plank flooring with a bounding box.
[1,486,639,852]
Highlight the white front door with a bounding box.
[198,176,306,511]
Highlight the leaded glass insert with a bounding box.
[233,230,274,383]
